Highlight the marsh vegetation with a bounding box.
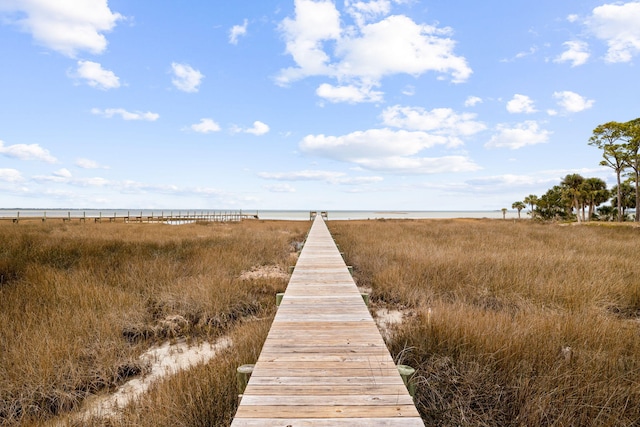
[330,219,640,426]
[0,220,306,426]
[4,218,640,426]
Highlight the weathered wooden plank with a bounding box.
[249,369,403,378]
[245,377,405,387]
[234,404,419,418]
[231,216,423,426]
[254,360,399,369]
[257,355,397,363]
[243,384,411,396]
[239,394,415,406]
[231,418,425,427]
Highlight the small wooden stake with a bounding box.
[397,364,416,397]
[237,364,255,395]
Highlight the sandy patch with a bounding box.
[78,337,231,419]
[239,265,289,280]
[374,308,407,337]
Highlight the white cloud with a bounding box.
[33,169,110,187]
[337,175,384,185]
[258,169,384,185]
[0,0,122,57]
[0,168,23,182]
[54,168,72,178]
[76,158,109,169]
[264,183,297,193]
[245,121,270,136]
[278,0,341,76]
[501,46,538,62]
[229,19,248,44]
[567,14,580,23]
[300,128,480,173]
[464,167,607,193]
[464,96,482,107]
[171,63,204,93]
[554,41,590,67]
[191,118,221,134]
[277,1,471,103]
[356,155,481,174]
[316,83,383,103]
[506,94,537,114]
[0,140,57,163]
[553,91,594,113]
[91,108,159,121]
[345,0,393,26]
[587,2,640,63]
[466,174,557,189]
[74,60,120,90]
[335,15,472,83]
[402,85,415,96]
[260,170,345,181]
[381,105,486,146]
[485,121,551,150]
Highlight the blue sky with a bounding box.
[1,0,639,210]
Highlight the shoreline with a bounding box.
[0,209,510,221]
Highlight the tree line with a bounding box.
[511,118,640,222]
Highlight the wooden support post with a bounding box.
[236,364,255,396]
[361,293,370,307]
[397,364,416,397]
[42,212,46,222]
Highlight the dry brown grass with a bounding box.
[329,219,640,426]
[0,220,306,426]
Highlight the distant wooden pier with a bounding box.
[231,215,423,426]
[0,210,257,224]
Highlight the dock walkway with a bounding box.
[231,216,423,426]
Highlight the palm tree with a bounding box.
[611,181,635,220]
[597,205,615,221]
[501,208,507,219]
[581,177,609,221]
[561,173,585,222]
[537,185,570,220]
[523,194,538,219]
[512,201,525,219]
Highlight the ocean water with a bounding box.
[0,209,510,221]
[255,210,507,220]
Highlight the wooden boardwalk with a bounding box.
[1,210,253,224]
[231,216,423,426]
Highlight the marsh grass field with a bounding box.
[330,219,640,426]
[2,218,640,426]
[0,219,306,426]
